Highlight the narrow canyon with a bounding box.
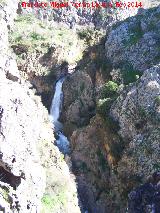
[0,0,160,212]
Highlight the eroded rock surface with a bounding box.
[107,65,160,210]
[62,71,95,135]
[61,4,160,212]
[0,1,81,212]
[105,6,160,73]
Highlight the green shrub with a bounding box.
[123,21,144,47]
[79,162,89,173]
[102,81,119,98]
[77,28,104,46]
[94,57,112,78]
[80,82,85,92]
[0,0,6,5]
[153,163,160,171]
[42,194,53,211]
[97,98,113,117]
[121,63,140,85]
[97,81,119,120]
[139,107,147,118]
[30,32,45,41]
[10,14,85,62]
[42,190,67,212]
[14,14,35,24]
[155,96,160,106]
[0,187,9,202]
[78,28,93,41]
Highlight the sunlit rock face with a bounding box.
[108,65,160,210]
[60,3,160,212]
[0,3,46,210]
[0,76,81,213]
[0,78,46,212]
[111,65,160,140]
[0,0,20,80]
[19,0,151,29]
[105,6,160,73]
[0,1,81,212]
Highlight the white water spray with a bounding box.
[50,77,69,154]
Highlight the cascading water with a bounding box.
[49,77,70,155]
[50,76,89,213]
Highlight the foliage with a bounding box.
[9,14,85,63]
[153,163,160,171]
[102,81,119,98]
[0,0,7,5]
[139,107,147,118]
[41,190,67,212]
[77,28,104,46]
[97,98,113,117]
[80,82,85,92]
[79,162,89,173]
[14,14,35,23]
[94,56,112,79]
[126,21,144,46]
[121,63,140,85]
[30,32,45,41]
[97,80,119,119]
[0,187,9,202]
[155,96,160,106]
[104,116,120,133]
[78,28,93,41]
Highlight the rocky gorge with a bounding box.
[0,0,160,212]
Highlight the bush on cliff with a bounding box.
[97,98,113,117]
[102,80,119,98]
[97,81,119,116]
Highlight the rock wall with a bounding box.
[61,3,160,212]
[1,0,159,212]
[20,0,147,29]
[105,6,160,73]
[0,1,80,212]
[109,65,160,211]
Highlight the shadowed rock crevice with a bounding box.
[0,166,21,190]
[6,72,19,82]
[128,172,160,212]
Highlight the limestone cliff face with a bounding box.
[108,66,160,210]
[0,0,20,81]
[21,0,140,29]
[105,6,160,73]
[0,1,80,212]
[61,70,95,136]
[0,76,81,213]
[20,0,159,29]
[61,3,160,212]
[70,114,124,213]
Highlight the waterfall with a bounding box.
[49,77,70,154]
[50,76,89,213]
